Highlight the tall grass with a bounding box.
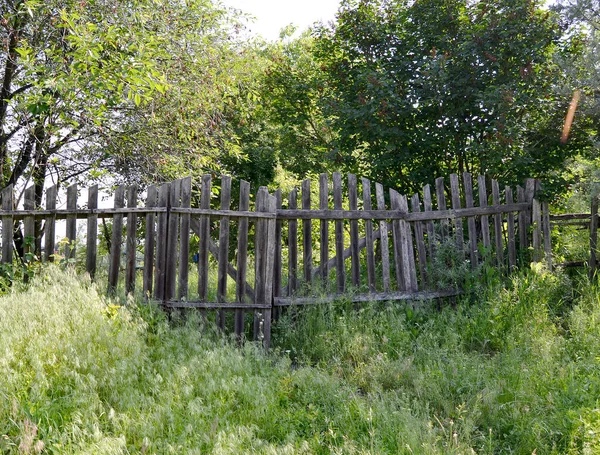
[2,266,600,453]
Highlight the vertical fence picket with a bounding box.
[108,185,125,295]
[217,175,232,329]
[542,201,552,271]
[362,178,376,292]
[478,175,491,253]
[390,189,405,290]
[450,174,464,257]
[253,187,268,341]
[143,185,157,299]
[178,177,192,300]
[302,179,312,285]
[463,173,478,268]
[126,185,138,295]
[517,185,527,256]
[262,194,277,349]
[532,196,542,263]
[399,194,418,292]
[288,187,298,296]
[44,186,57,262]
[435,177,449,241]
[1,185,12,266]
[591,196,599,279]
[319,174,329,286]
[66,184,77,261]
[423,184,435,258]
[165,180,180,302]
[23,186,35,281]
[375,183,391,292]
[491,180,504,267]
[86,185,98,279]
[411,194,428,287]
[235,180,250,338]
[154,183,170,301]
[348,174,360,288]
[333,172,345,293]
[197,174,212,303]
[506,186,517,271]
[273,189,283,320]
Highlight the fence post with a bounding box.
[590,195,599,280]
[262,194,277,349]
[154,183,170,301]
[1,185,13,268]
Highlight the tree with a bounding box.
[313,0,588,194]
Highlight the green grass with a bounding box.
[2,265,600,453]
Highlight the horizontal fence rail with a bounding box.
[0,172,552,347]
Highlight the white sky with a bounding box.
[221,0,341,40]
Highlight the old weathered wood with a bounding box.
[478,175,491,252]
[517,185,527,255]
[254,188,268,341]
[362,178,376,292]
[178,177,192,300]
[463,173,478,268]
[217,175,232,329]
[154,183,170,300]
[165,180,180,301]
[23,186,35,281]
[275,289,462,306]
[143,185,157,298]
[65,184,77,261]
[542,201,552,271]
[164,301,271,310]
[376,183,391,292]
[197,174,212,302]
[333,172,345,293]
[108,185,125,294]
[319,174,329,286]
[491,180,504,267]
[506,186,517,271]
[348,174,360,288]
[411,194,428,287]
[399,194,418,292]
[273,189,283,321]
[302,179,312,284]
[390,189,405,290]
[550,213,591,221]
[288,187,298,295]
[1,185,12,265]
[524,178,536,248]
[435,177,449,240]
[86,185,98,279]
[125,185,138,295]
[262,194,277,349]
[532,197,542,263]
[235,180,250,338]
[450,174,464,256]
[44,186,57,262]
[423,184,435,258]
[590,195,599,279]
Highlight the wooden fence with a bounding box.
[0,172,551,347]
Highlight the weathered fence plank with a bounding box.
[450,174,464,257]
[178,177,192,300]
[165,180,181,302]
[23,186,35,281]
[108,185,125,294]
[463,173,478,268]
[348,174,360,288]
[235,180,250,338]
[1,185,12,266]
[375,183,391,292]
[254,187,268,341]
[288,187,298,295]
[506,186,517,271]
[542,201,552,271]
[126,185,138,295]
[390,189,405,290]
[435,177,449,241]
[302,179,312,284]
[154,183,170,300]
[423,184,435,258]
[491,180,504,267]
[362,178,376,292]
[86,185,98,279]
[411,194,428,287]
[197,175,212,303]
[532,197,542,263]
[66,184,77,261]
[217,175,232,329]
[333,172,345,293]
[590,195,599,279]
[319,174,329,286]
[478,175,491,252]
[273,189,283,320]
[143,185,157,298]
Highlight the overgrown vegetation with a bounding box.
[2,266,600,454]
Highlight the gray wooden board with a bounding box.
[333,172,345,293]
[463,172,478,268]
[108,185,125,294]
[86,185,98,279]
[235,180,250,337]
[165,180,181,301]
[143,185,157,298]
[532,198,542,263]
[399,194,418,292]
[44,185,57,262]
[478,175,491,251]
[411,194,428,287]
[348,174,360,287]
[319,174,329,285]
[302,179,312,284]
[288,188,298,295]
[390,189,405,290]
[362,178,376,292]
[542,201,552,271]
[273,189,283,320]
[66,184,77,260]
[591,196,599,279]
[197,174,212,301]
[275,289,462,306]
[435,177,448,240]
[376,183,391,291]
[217,175,232,329]
[423,184,435,258]
[1,185,12,265]
[178,177,192,300]
[450,174,464,256]
[506,186,517,270]
[23,186,35,261]
[154,183,170,300]
[126,185,138,295]
[491,180,504,267]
